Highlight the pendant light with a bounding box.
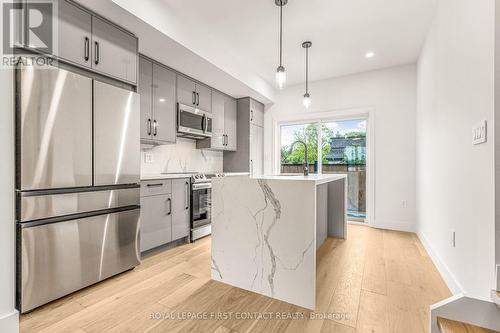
[275,0,288,89]
[302,41,312,108]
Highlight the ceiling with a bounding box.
[154,0,437,86]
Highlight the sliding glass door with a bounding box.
[279,118,367,222]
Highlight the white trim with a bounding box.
[372,219,415,233]
[271,106,375,227]
[0,310,19,333]
[417,231,464,295]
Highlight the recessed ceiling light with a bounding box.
[365,51,375,58]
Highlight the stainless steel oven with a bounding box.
[177,103,213,139]
[191,181,211,240]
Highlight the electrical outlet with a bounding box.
[472,120,487,145]
[452,231,456,248]
[144,153,154,164]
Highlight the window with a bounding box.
[279,118,367,221]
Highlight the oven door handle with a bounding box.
[192,183,212,190]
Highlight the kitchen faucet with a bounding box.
[289,140,309,176]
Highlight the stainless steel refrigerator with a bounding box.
[16,63,141,313]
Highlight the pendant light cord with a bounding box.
[305,46,309,93]
[279,2,283,67]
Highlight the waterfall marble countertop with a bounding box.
[211,174,347,310]
[253,173,346,185]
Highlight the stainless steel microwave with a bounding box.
[177,103,213,139]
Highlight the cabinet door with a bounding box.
[177,75,196,106]
[250,99,264,127]
[140,194,172,252]
[139,57,153,140]
[224,97,237,151]
[250,124,264,176]
[56,0,92,68]
[196,83,212,112]
[210,91,225,150]
[152,64,176,143]
[91,16,137,84]
[171,179,190,241]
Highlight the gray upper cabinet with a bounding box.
[208,91,226,150]
[56,0,92,68]
[223,97,264,174]
[196,83,212,112]
[139,57,153,141]
[176,75,212,112]
[92,17,137,84]
[250,98,264,127]
[224,98,237,151]
[171,179,190,241]
[196,91,237,151]
[177,75,196,107]
[139,56,176,144]
[152,63,176,143]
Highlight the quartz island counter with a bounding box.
[210,174,347,310]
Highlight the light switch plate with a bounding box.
[472,120,487,145]
[144,153,154,164]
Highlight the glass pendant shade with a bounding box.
[276,66,286,90]
[303,93,311,108]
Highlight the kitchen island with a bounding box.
[211,174,347,310]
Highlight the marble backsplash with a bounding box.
[141,138,223,175]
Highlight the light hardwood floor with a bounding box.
[20,224,451,333]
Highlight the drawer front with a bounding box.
[141,180,172,197]
[20,209,140,312]
[20,187,139,222]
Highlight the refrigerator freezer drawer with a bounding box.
[20,209,140,313]
[18,64,93,191]
[20,187,139,222]
[93,81,140,186]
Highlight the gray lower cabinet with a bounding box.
[139,55,176,144]
[171,179,190,241]
[140,193,172,252]
[140,178,190,252]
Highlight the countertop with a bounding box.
[140,172,251,181]
[141,173,192,181]
[250,173,347,185]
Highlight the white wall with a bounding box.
[141,138,223,176]
[416,0,495,300]
[0,70,19,332]
[264,64,417,232]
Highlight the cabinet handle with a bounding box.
[167,198,172,215]
[84,37,89,61]
[153,119,158,136]
[185,181,189,210]
[147,118,152,136]
[146,183,163,187]
[94,41,99,65]
[196,92,200,106]
[250,160,254,175]
[251,110,254,122]
[224,134,228,146]
[192,91,196,105]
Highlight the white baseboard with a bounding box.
[0,310,19,333]
[371,218,416,233]
[417,231,463,295]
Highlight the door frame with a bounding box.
[271,106,375,226]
